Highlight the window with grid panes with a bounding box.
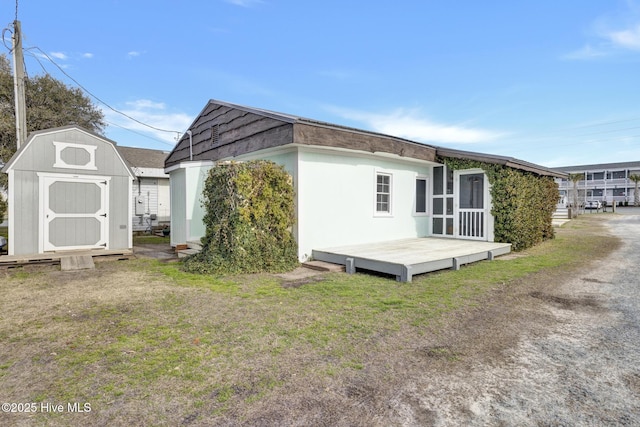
[376,173,391,213]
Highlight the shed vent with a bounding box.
[211,124,220,146]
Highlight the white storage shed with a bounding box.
[1,126,134,256]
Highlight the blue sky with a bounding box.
[4,0,640,167]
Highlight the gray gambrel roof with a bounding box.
[1,125,134,179]
[2,125,169,177]
[165,99,565,178]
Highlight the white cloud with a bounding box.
[327,107,503,144]
[562,44,608,60]
[605,24,640,50]
[49,52,68,60]
[225,0,263,7]
[126,99,166,110]
[565,3,640,60]
[39,51,92,62]
[104,99,193,145]
[127,51,142,58]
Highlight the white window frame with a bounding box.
[374,171,393,217]
[414,175,429,216]
[52,141,98,171]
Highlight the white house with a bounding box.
[164,100,562,262]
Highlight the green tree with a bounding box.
[0,54,105,190]
[630,174,640,207]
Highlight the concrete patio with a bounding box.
[312,238,512,282]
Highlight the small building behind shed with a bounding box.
[117,146,170,232]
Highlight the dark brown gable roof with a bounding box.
[117,146,169,169]
[164,100,438,168]
[164,101,295,168]
[164,99,560,178]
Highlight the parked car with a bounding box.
[585,200,602,210]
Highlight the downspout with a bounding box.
[187,130,193,161]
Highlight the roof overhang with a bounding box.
[436,147,567,178]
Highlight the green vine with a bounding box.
[440,157,558,251]
[183,160,298,274]
[0,191,6,224]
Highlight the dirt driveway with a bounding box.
[390,213,640,425]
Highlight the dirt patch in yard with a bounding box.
[221,216,630,426]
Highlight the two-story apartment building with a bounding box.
[554,161,640,206]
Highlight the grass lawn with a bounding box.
[0,215,619,425]
[132,233,170,245]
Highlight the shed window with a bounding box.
[376,173,391,214]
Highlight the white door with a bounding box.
[42,175,109,251]
[455,171,488,241]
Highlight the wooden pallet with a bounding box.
[0,249,133,269]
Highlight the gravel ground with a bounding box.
[403,213,640,426]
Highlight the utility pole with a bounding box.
[12,20,27,149]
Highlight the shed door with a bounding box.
[42,176,109,251]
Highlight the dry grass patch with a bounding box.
[0,215,621,426]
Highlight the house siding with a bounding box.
[131,177,168,232]
[169,168,187,247]
[186,166,211,242]
[296,148,431,259]
[218,146,433,260]
[11,170,39,254]
[158,179,170,221]
[109,175,132,250]
[168,162,214,246]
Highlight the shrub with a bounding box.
[441,157,558,251]
[183,160,298,274]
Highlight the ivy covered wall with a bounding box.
[0,191,6,223]
[183,160,298,274]
[441,157,559,251]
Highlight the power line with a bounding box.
[104,120,176,147]
[566,116,640,130]
[504,133,640,157]
[2,32,184,149]
[29,47,181,136]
